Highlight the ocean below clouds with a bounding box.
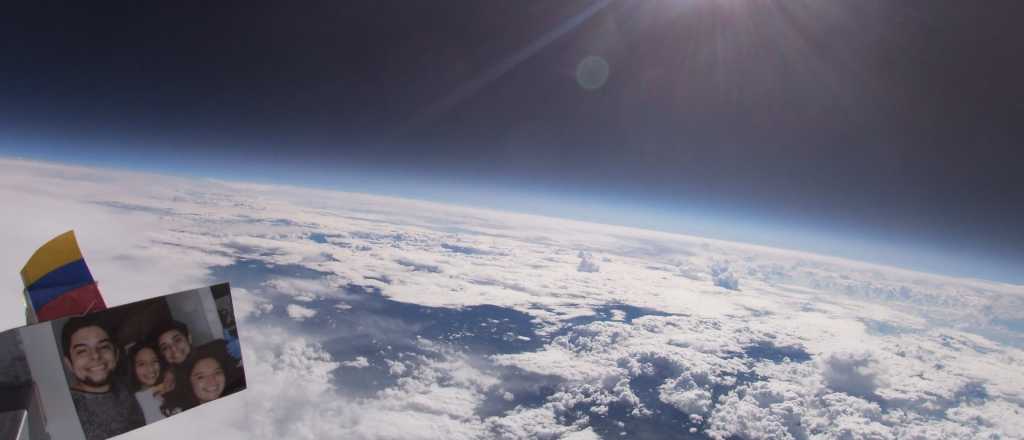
[2,158,1023,439]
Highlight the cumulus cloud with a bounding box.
[658,368,715,415]
[705,373,892,440]
[341,356,370,368]
[263,277,342,302]
[386,359,408,376]
[577,251,600,273]
[395,257,443,273]
[710,261,739,290]
[484,405,588,439]
[820,351,884,399]
[229,286,273,320]
[286,304,318,321]
[561,427,601,440]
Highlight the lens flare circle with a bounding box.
[576,55,610,90]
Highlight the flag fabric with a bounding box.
[20,231,107,322]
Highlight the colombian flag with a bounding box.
[20,231,107,322]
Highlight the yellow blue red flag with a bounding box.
[20,230,107,322]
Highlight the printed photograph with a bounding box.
[50,283,245,440]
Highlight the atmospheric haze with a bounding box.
[2,159,1023,439]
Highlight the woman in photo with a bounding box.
[128,343,170,424]
[160,341,242,415]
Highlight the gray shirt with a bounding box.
[70,384,145,440]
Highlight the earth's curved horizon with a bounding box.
[3,158,1023,439]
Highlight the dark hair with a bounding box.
[160,340,240,415]
[61,316,112,359]
[128,342,167,392]
[148,320,190,343]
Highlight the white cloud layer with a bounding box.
[1,158,1023,439]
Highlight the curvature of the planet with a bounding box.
[2,158,1023,439]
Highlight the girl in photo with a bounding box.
[160,341,243,415]
[129,343,170,424]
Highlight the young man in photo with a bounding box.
[61,317,145,440]
[152,319,240,368]
[152,320,193,367]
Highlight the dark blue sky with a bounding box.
[1,1,1022,282]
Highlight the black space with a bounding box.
[2,1,1022,264]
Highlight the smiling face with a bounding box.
[190,357,226,403]
[133,347,161,388]
[63,325,118,392]
[158,329,192,365]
